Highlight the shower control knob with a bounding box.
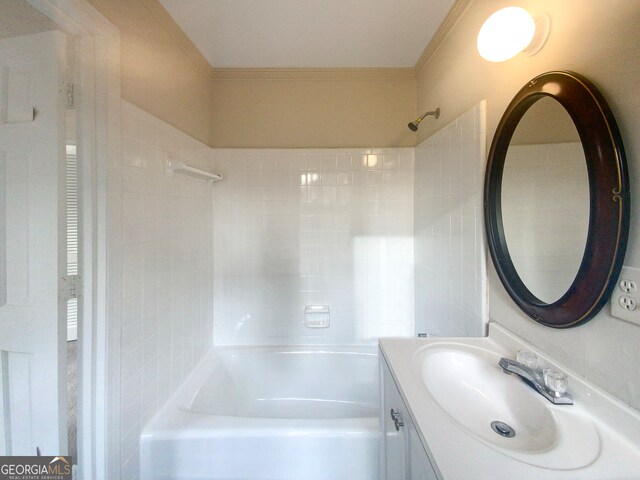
[390,409,404,431]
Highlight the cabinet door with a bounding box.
[408,424,439,480]
[381,358,408,480]
[381,354,441,480]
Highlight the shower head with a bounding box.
[408,108,441,131]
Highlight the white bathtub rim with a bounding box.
[142,345,379,437]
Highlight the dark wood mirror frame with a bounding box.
[484,71,630,328]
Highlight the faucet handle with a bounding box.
[516,349,538,369]
[543,368,568,395]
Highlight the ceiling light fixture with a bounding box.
[477,7,551,62]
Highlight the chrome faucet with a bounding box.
[499,357,573,405]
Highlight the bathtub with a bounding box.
[140,346,380,480]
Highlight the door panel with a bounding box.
[0,30,67,456]
[3,150,30,306]
[0,351,34,455]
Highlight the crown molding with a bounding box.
[210,67,416,81]
[415,0,474,73]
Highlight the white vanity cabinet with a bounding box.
[380,352,439,480]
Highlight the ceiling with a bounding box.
[0,0,58,40]
[159,0,456,68]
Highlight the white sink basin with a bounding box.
[412,343,601,469]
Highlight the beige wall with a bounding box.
[510,97,579,145]
[416,0,640,410]
[87,0,212,145]
[211,69,417,148]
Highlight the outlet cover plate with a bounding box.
[611,266,640,326]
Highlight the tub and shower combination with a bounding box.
[140,346,380,480]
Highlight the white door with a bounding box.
[0,30,68,456]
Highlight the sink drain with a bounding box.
[491,421,515,438]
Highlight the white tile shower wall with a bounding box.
[414,102,487,337]
[212,148,415,345]
[119,102,214,479]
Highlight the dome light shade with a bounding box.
[477,7,536,62]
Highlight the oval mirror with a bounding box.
[484,71,630,328]
[502,97,589,304]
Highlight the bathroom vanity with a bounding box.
[379,322,640,480]
[381,357,439,480]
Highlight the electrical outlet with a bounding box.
[618,296,637,311]
[611,266,640,325]
[619,279,637,294]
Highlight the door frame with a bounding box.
[26,1,121,479]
